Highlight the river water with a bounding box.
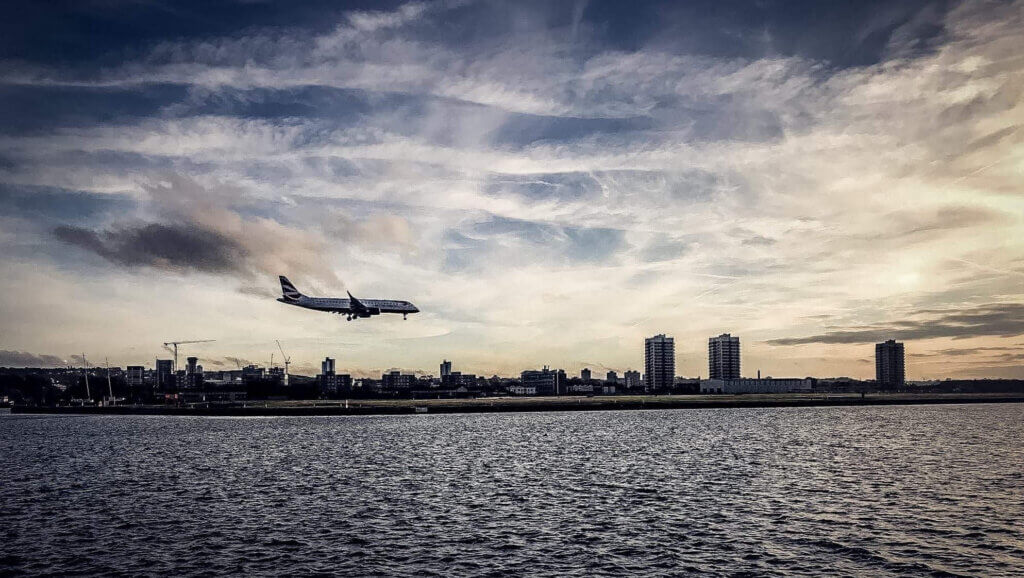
[2,404,1023,576]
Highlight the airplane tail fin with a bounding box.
[279,276,303,301]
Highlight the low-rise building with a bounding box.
[320,374,353,397]
[444,371,477,387]
[179,390,247,404]
[624,370,641,390]
[568,383,595,394]
[700,377,813,394]
[674,377,700,393]
[521,366,566,396]
[382,371,416,391]
[508,384,537,396]
[126,366,145,388]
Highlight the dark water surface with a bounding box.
[2,404,1023,576]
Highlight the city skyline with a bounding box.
[0,333,918,383]
[1,1,1022,380]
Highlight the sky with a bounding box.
[0,0,1022,379]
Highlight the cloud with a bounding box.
[0,185,134,222]
[51,175,343,289]
[960,125,1020,156]
[741,234,776,247]
[443,215,628,272]
[909,346,1022,358]
[871,206,1008,241]
[207,356,254,369]
[0,0,1022,378]
[346,2,430,32]
[323,213,416,253]
[639,233,691,262]
[0,350,66,368]
[54,222,247,273]
[483,172,603,201]
[767,303,1024,345]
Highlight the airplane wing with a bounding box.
[347,291,381,317]
[347,291,368,313]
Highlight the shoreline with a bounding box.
[9,393,1024,416]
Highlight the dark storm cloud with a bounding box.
[45,175,343,288]
[0,350,67,368]
[767,303,1024,345]
[53,223,247,273]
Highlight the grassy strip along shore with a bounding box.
[10,392,1024,416]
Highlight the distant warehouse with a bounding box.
[700,377,813,394]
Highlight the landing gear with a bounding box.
[403,313,407,320]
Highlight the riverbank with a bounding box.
[9,392,1024,416]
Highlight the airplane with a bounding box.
[276,276,419,321]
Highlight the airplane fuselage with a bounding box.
[276,275,418,320]
[277,296,418,316]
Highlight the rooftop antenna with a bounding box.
[163,340,215,373]
[276,340,291,386]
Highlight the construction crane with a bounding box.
[276,340,291,386]
[105,357,114,401]
[81,353,91,401]
[163,340,215,372]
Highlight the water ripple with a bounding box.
[1,404,1023,576]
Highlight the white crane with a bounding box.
[163,339,215,372]
[276,340,291,386]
